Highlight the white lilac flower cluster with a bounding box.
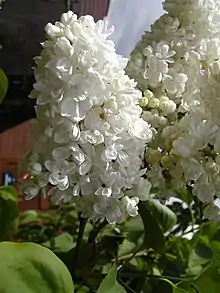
[23,11,153,224]
[126,0,220,219]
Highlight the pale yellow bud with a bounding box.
[139,96,149,108]
[144,89,154,99]
[148,98,160,108]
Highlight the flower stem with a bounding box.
[88,219,108,243]
[75,213,87,263]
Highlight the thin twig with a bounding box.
[118,245,142,272]
[111,249,147,262]
[87,272,185,282]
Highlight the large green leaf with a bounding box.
[186,238,220,293]
[0,68,8,104]
[177,282,198,293]
[193,265,220,293]
[0,242,74,293]
[0,186,18,241]
[147,199,177,232]
[188,237,213,275]
[190,241,220,293]
[118,239,136,257]
[43,232,75,252]
[139,201,165,253]
[96,264,126,293]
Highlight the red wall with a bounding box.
[0,121,50,211]
[80,0,110,21]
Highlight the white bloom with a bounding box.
[24,11,152,223]
[45,159,76,190]
[25,187,40,200]
[126,0,220,213]
[162,69,188,97]
[193,175,215,203]
[29,162,42,175]
[159,98,176,115]
[60,96,93,123]
[172,137,196,158]
[154,42,176,63]
[121,196,139,217]
[125,178,152,201]
[80,129,104,145]
[144,54,169,88]
[93,196,123,224]
[204,203,220,219]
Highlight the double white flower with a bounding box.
[24,11,152,224]
[126,0,220,218]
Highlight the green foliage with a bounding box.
[147,199,177,232]
[19,210,39,224]
[0,242,74,293]
[0,68,8,103]
[139,199,177,253]
[8,192,220,293]
[97,264,126,293]
[0,186,18,241]
[139,201,165,253]
[43,232,75,252]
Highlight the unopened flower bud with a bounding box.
[144,89,154,99]
[139,96,149,107]
[148,98,160,108]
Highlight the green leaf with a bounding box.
[0,186,18,241]
[174,288,189,293]
[123,215,144,232]
[123,216,144,243]
[193,265,220,293]
[139,201,165,253]
[177,282,199,293]
[0,68,8,104]
[97,264,126,293]
[210,241,220,262]
[43,232,75,252]
[19,210,39,225]
[118,239,136,257]
[189,240,220,293]
[188,237,213,275]
[0,242,74,293]
[147,199,177,232]
[178,188,193,206]
[0,185,17,197]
